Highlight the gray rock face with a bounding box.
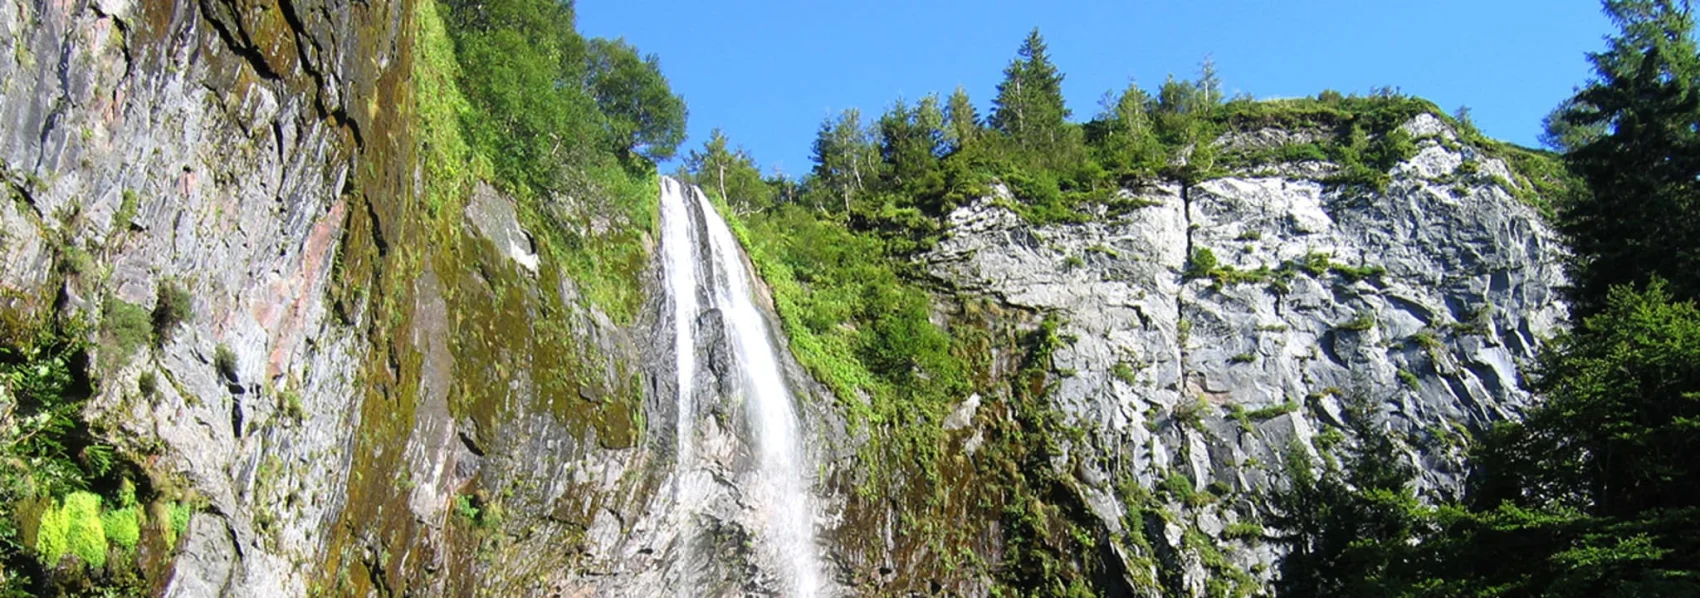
[920,114,1567,588]
[0,0,1565,594]
[0,0,396,594]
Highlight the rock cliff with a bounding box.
[907,113,1566,591]
[0,0,1566,595]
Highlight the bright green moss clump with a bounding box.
[33,492,111,568]
[34,500,70,566]
[101,506,141,552]
[63,491,108,569]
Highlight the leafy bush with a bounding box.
[99,297,150,369]
[214,344,237,383]
[166,502,192,546]
[151,281,193,346]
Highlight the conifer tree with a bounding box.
[878,96,946,195]
[944,86,980,153]
[991,29,1070,156]
[1196,56,1224,108]
[1556,0,1700,312]
[809,109,880,213]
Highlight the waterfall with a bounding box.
[661,178,703,473]
[658,177,823,597]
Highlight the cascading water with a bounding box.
[659,177,823,597]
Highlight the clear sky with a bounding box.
[577,1,1613,177]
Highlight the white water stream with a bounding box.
[659,177,822,597]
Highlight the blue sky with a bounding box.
[577,1,1613,176]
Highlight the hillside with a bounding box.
[3,0,1679,597]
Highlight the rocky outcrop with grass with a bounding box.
[0,0,1569,595]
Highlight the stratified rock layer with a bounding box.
[0,0,1565,593]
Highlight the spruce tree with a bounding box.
[1556,0,1700,312]
[877,96,946,197]
[944,86,980,153]
[991,29,1069,157]
[809,109,879,213]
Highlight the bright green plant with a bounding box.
[62,491,107,568]
[34,499,69,566]
[101,506,141,552]
[166,502,193,546]
[1112,361,1138,385]
[1185,247,1219,279]
[99,297,151,370]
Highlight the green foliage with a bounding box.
[1269,401,1431,597]
[1330,262,1387,283]
[1222,521,1265,541]
[1184,247,1218,279]
[448,0,627,191]
[113,190,139,232]
[166,501,191,545]
[683,129,774,215]
[454,494,478,521]
[1408,329,1443,351]
[426,0,671,323]
[61,492,106,569]
[99,507,140,552]
[583,37,688,162]
[1525,280,1700,516]
[806,108,880,213]
[151,280,192,346]
[1,319,102,499]
[1174,396,1208,432]
[1246,399,1298,421]
[1339,308,1377,332]
[1541,97,1607,153]
[1089,81,1165,179]
[278,387,304,422]
[33,500,68,566]
[214,344,237,383]
[1556,0,1700,314]
[136,371,157,397]
[1398,369,1421,391]
[1160,473,1197,502]
[1111,362,1138,385]
[991,29,1074,168]
[99,297,150,371]
[1229,352,1257,364]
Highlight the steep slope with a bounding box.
[0,1,1568,596]
[903,113,1564,591]
[0,0,674,594]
